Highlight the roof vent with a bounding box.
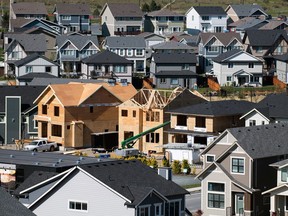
[76,160,81,164]
[79,157,84,161]
[97,158,101,162]
[278,145,281,148]
[52,163,57,167]
[35,162,40,165]
[58,159,63,163]
[10,154,14,158]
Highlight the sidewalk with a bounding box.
[186,187,201,193]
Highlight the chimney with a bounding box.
[158,167,172,181]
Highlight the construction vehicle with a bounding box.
[115,121,170,157]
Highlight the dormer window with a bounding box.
[281,168,288,182]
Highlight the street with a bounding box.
[186,192,201,212]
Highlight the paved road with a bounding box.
[172,174,200,186]
[186,192,201,212]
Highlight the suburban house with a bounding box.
[144,9,185,35]
[150,52,198,89]
[259,20,288,30]
[53,3,91,33]
[225,4,268,23]
[274,53,288,83]
[17,160,189,216]
[13,53,59,85]
[242,29,288,73]
[34,82,136,149]
[0,86,45,145]
[4,33,47,77]
[240,92,288,127]
[197,123,288,215]
[185,6,227,33]
[103,36,147,76]
[165,100,253,149]
[100,3,143,36]
[81,50,133,83]
[198,32,243,72]
[118,87,206,153]
[263,158,288,215]
[137,32,166,48]
[55,35,100,77]
[212,49,263,86]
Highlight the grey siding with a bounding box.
[5,97,21,144]
[0,123,4,144]
[137,192,166,216]
[156,77,197,89]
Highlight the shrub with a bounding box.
[147,157,158,168]
[181,159,191,174]
[162,157,170,167]
[172,160,181,174]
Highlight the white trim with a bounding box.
[240,108,270,122]
[138,204,151,216]
[206,154,215,163]
[206,181,226,210]
[154,203,163,216]
[0,116,5,124]
[230,156,245,175]
[79,41,100,52]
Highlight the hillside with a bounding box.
[3,0,288,18]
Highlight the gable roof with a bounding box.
[199,32,242,46]
[274,53,288,62]
[240,107,270,121]
[0,86,45,113]
[167,100,254,116]
[148,9,184,17]
[191,6,226,16]
[28,78,104,86]
[0,187,36,216]
[228,17,268,30]
[54,3,90,15]
[56,35,99,50]
[14,53,58,67]
[101,3,143,17]
[105,36,146,48]
[4,33,47,52]
[228,123,288,159]
[259,20,288,30]
[11,2,47,15]
[152,52,197,64]
[212,49,262,63]
[82,50,133,64]
[151,41,193,50]
[244,29,288,46]
[226,4,267,17]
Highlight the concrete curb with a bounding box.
[186,187,201,193]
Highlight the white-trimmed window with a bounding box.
[208,182,225,209]
[171,78,179,85]
[202,16,209,20]
[227,76,232,82]
[206,155,215,163]
[281,168,288,182]
[169,200,181,216]
[136,49,144,56]
[249,120,256,126]
[207,46,218,52]
[119,49,125,56]
[127,48,133,56]
[26,66,33,73]
[256,47,263,53]
[160,78,166,84]
[248,63,254,68]
[139,205,150,216]
[228,63,233,68]
[231,157,244,174]
[34,120,38,129]
[0,116,5,123]
[154,203,162,216]
[22,116,28,123]
[11,51,19,59]
[62,50,75,56]
[68,200,88,211]
[45,66,51,73]
[62,16,71,20]
[114,65,126,73]
[182,64,189,70]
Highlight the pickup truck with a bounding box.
[24,139,58,152]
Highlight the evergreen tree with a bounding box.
[142,2,150,12]
[2,11,9,32]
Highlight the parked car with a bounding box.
[243,82,262,87]
[24,139,58,152]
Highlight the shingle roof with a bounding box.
[200,32,241,46]
[82,50,133,64]
[193,6,226,16]
[151,41,193,50]
[0,187,36,216]
[244,30,288,46]
[14,53,58,67]
[257,92,288,118]
[228,4,266,17]
[155,70,197,77]
[12,2,47,15]
[28,78,103,86]
[0,86,45,113]
[228,17,267,30]
[55,3,90,15]
[228,123,288,159]
[274,53,288,62]
[153,52,197,64]
[5,34,46,52]
[212,49,242,63]
[259,20,288,30]
[18,73,58,80]
[105,36,146,48]
[56,35,99,50]
[167,100,254,116]
[105,3,143,17]
[148,9,184,17]
[80,160,188,205]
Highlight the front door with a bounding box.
[235,193,244,216]
[41,122,47,138]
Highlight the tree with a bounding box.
[142,2,150,12]
[172,160,181,174]
[162,157,169,167]
[181,159,191,174]
[2,11,9,32]
[149,0,161,11]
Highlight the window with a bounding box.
[169,200,180,216]
[62,50,75,56]
[160,78,166,84]
[146,111,160,122]
[182,64,189,70]
[177,115,187,126]
[127,49,133,56]
[218,16,222,19]
[248,63,254,68]
[121,110,128,117]
[89,106,93,113]
[208,193,224,209]
[34,120,38,128]
[52,124,62,137]
[69,201,87,211]
[192,15,194,21]
[262,121,265,125]
[228,63,233,68]
[54,106,59,116]
[67,125,70,130]
[215,26,223,32]
[208,182,225,192]
[231,158,244,174]
[227,76,232,82]
[42,105,47,114]
[11,51,18,59]
[171,78,179,85]
[202,16,209,20]
[133,110,136,117]
[119,49,125,56]
[207,46,218,52]
[0,116,5,123]
[249,120,256,126]
[45,66,51,73]
[256,47,263,53]
[146,133,160,143]
[62,16,71,20]
[155,204,162,216]
[136,49,144,56]
[195,116,205,127]
[139,205,150,216]
[114,65,126,73]
[26,66,32,73]
[281,168,288,182]
[206,155,215,162]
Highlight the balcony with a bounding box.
[114,31,141,36]
[175,125,188,130]
[194,127,207,132]
[90,70,113,79]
